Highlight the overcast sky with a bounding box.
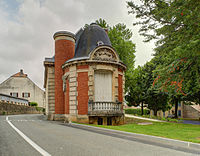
[0,0,154,89]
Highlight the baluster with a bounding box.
[99,102,101,110]
[94,102,96,110]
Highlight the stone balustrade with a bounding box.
[88,101,123,116]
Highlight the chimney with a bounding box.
[20,69,23,75]
[53,31,76,114]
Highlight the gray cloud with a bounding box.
[0,0,154,89]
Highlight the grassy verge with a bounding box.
[84,118,200,143]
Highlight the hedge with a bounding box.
[125,108,150,115]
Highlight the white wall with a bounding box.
[0,77,45,107]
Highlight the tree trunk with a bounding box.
[153,109,157,116]
[141,101,144,115]
[174,98,178,118]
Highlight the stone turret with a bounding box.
[53,31,75,115]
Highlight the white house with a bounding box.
[0,69,45,108]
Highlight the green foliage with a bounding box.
[125,66,146,106]
[125,108,150,115]
[95,18,108,28]
[108,23,135,74]
[35,107,41,111]
[91,121,200,143]
[127,0,200,117]
[146,89,169,115]
[29,102,38,107]
[166,118,180,123]
[126,58,170,115]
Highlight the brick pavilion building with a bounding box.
[44,23,126,125]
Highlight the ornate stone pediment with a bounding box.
[91,47,118,62]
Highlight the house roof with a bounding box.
[11,69,27,78]
[45,23,112,64]
[73,23,111,59]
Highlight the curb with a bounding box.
[69,123,200,153]
[125,114,165,122]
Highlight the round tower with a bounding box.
[53,31,75,115]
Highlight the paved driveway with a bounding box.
[182,120,200,125]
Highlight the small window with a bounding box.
[163,111,165,117]
[107,117,112,125]
[178,110,181,117]
[97,41,104,46]
[10,92,18,97]
[98,117,103,125]
[22,92,30,98]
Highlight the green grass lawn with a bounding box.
[88,118,200,143]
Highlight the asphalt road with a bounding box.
[182,120,200,125]
[0,114,199,156]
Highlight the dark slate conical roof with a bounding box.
[74,23,111,58]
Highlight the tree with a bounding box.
[126,66,146,115]
[95,18,109,28]
[127,0,200,117]
[126,57,169,115]
[108,23,136,92]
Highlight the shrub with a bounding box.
[125,108,150,115]
[29,102,38,107]
[167,118,179,123]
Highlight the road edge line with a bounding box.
[71,122,200,149]
[6,116,51,156]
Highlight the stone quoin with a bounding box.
[44,23,126,125]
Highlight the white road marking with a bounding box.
[6,116,51,156]
[4,120,43,122]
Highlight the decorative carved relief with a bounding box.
[92,48,117,62]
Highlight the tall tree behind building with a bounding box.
[127,0,200,117]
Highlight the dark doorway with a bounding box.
[98,117,103,125]
[107,117,112,125]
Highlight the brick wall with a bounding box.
[54,39,75,114]
[77,65,89,70]
[118,68,123,73]
[77,72,89,115]
[118,74,123,102]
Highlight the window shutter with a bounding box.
[28,93,30,97]
[22,93,24,97]
[10,93,12,96]
[17,93,18,97]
